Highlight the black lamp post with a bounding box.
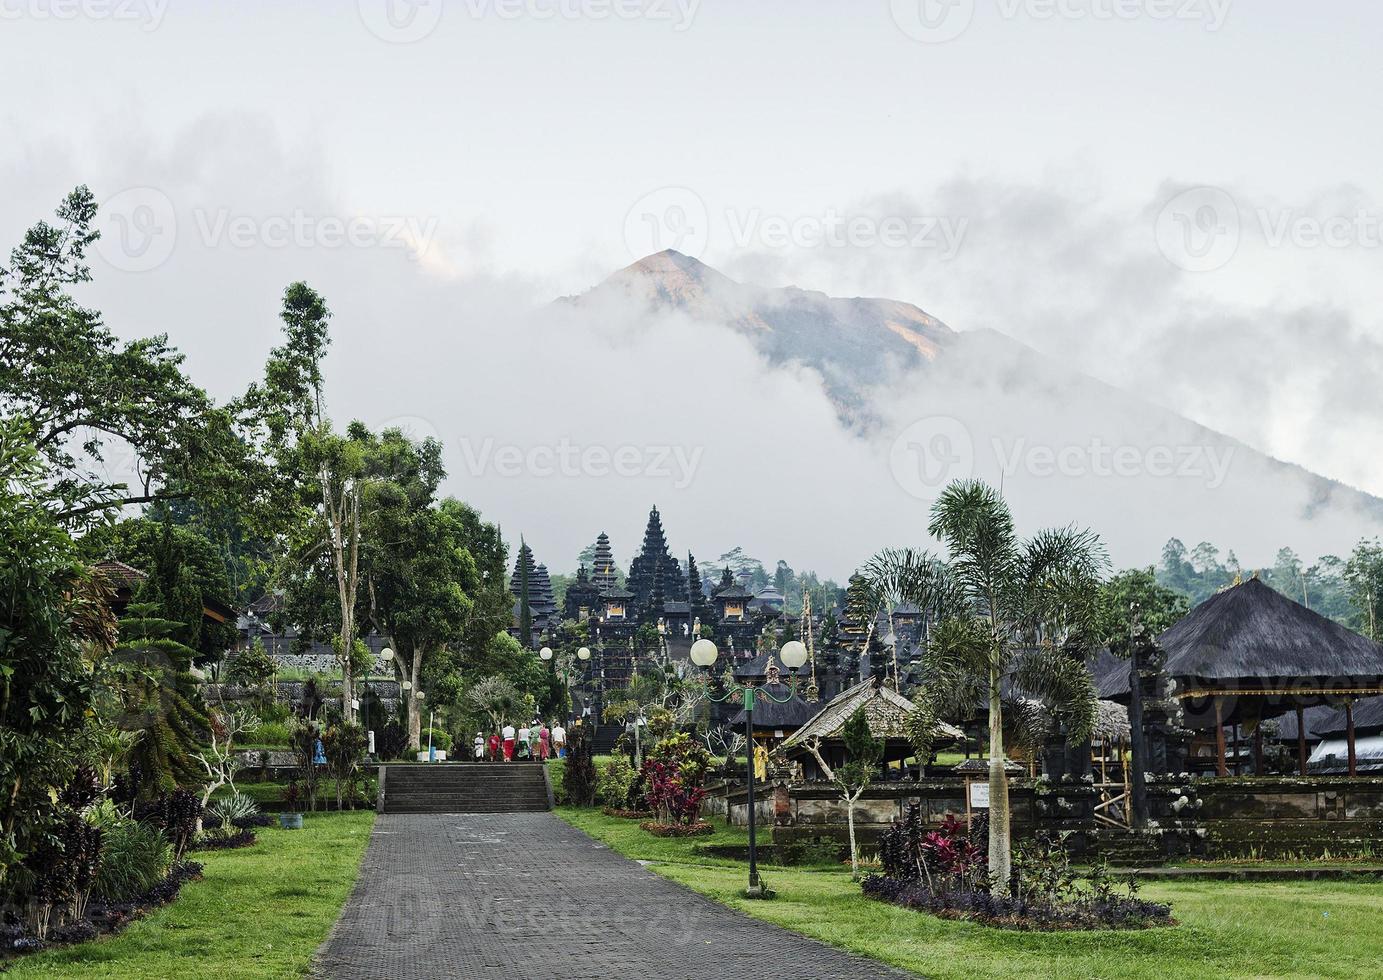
[691,636,808,898]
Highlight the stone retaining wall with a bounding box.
[708,774,1383,863]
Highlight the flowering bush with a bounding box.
[642,759,708,826]
[869,806,1173,931]
[640,733,711,827]
[878,806,986,894]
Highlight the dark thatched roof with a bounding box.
[1095,581,1383,701]
[727,682,816,731]
[1264,703,1338,743]
[1313,695,1383,739]
[1157,579,1383,686]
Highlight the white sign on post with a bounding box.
[968,780,990,809]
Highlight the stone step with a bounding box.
[379,762,552,814]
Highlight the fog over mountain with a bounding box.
[553,250,1383,575]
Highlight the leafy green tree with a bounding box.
[0,187,248,528]
[361,428,478,749]
[865,480,1107,895]
[1343,539,1383,640]
[1099,568,1188,826]
[0,421,114,888]
[465,675,522,732]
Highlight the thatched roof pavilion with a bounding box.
[781,677,963,772]
[1099,578,1383,776]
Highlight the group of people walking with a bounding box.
[474,720,568,762]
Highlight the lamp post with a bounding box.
[690,637,808,898]
[369,646,395,759]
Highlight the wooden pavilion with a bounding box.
[1101,578,1383,776]
[780,676,962,776]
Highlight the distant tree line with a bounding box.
[1157,537,1383,638]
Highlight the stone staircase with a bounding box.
[379,763,552,814]
[1095,829,1167,867]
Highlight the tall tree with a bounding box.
[246,284,369,723]
[0,187,249,527]
[361,428,477,749]
[866,480,1107,895]
[1343,539,1383,640]
[686,552,711,630]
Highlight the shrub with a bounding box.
[88,804,174,904]
[420,728,452,753]
[596,756,638,809]
[208,791,260,827]
[378,721,408,761]
[248,721,292,747]
[258,701,291,725]
[322,722,368,810]
[191,828,257,851]
[867,813,1174,931]
[144,789,201,859]
[640,732,711,825]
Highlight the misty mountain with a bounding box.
[566,250,1383,562]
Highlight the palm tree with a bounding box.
[864,480,1108,894]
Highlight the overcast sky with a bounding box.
[3,1,1380,577]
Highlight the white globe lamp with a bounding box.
[778,640,808,671]
[690,638,719,668]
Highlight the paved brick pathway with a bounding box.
[315,812,917,980]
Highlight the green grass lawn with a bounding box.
[7,810,374,980]
[558,807,1383,980]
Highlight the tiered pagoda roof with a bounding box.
[627,506,687,618]
[591,532,619,592]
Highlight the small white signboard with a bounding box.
[968,780,990,809]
